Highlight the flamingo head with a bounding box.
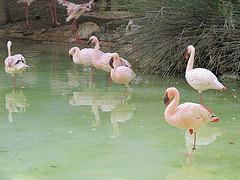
[182,45,195,60]
[7,41,12,48]
[163,92,170,107]
[163,87,177,107]
[69,47,79,61]
[87,36,98,45]
[109,53,120,69]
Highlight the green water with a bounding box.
[0,40,239,180]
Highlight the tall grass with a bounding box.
[122,0,240,77]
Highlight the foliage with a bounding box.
[122,0,240,77]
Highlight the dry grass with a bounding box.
[121,0,240,77]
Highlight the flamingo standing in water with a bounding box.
[69,46,95,80]
[109,53,136,86]
[163,87,219,151]
[87,35,131,73]
[17,0,36,27]
[57,0,95,42]
[87,36,132,86]
[183,45,226,104]
[4,41,29,89]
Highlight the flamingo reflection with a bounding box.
[110,104,136,138]
[185,125,222,161]
[5,89,29,122]
[69,87,135,137]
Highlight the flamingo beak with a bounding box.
[69,54,73,61]
[109,58,114,69]
[211,115,220,123]
[163,92,170,107]
[182,48,190,60]
[222,86,227,91]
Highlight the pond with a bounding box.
[0,39,239,179]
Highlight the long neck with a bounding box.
[165,91,180,120]
[186,48,195,73]
[7,44,11,56]
[94,39,100,51]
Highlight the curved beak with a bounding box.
[182,48,190,60]
[109,58,114,69]
[69,54,73,61]
[163,92,170,107]
[211,115,220,123]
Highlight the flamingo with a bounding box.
[183,45,226,104]
[109,53,136,86]
[57,0,94,42]
[87,36,132,85]
[163,87,219,151]
[88,36,131,71]
[5,41,29,89]
[69,46,95,80]
[69,47,94,66]
[17,0,36,27]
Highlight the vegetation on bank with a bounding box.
[123,0,240,78]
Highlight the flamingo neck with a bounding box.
[7,44,11,57]
[186,48,195,73]
[165,90,180,120]
[94,40,100,51]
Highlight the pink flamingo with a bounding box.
[183,45,226,104]
[88,36,132,84]
[69,46,95,80]
[57,0,94,42]
[163,87,219,151]
[88,36,131,71]
[5,41,29,89]
[109,53,136,86]
[69,47,94,66]
[17,0,36,27]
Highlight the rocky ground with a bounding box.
[0,10,135,47]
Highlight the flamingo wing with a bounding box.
[186,68,217,91]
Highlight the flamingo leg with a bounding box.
[90,65,94,83]
[12,76,16,91]
[193,132,197,150]
[49,1,55,24]
[199,93,203,105]
[71,19,82,43]
[50,0,60,25]
[24,2,31,28]
[20,75,24,89]
[108,72,112,87]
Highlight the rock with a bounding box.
[77,22,100,39]
[23,28,33,36]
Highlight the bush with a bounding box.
[123,0,240,77]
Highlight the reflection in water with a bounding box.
[110,104,136,138]
[166,165,213,180]
[69,86,136,137]
[185,125,222,160]
[5,90,29,122]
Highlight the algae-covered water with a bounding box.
[0,40,239,180]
